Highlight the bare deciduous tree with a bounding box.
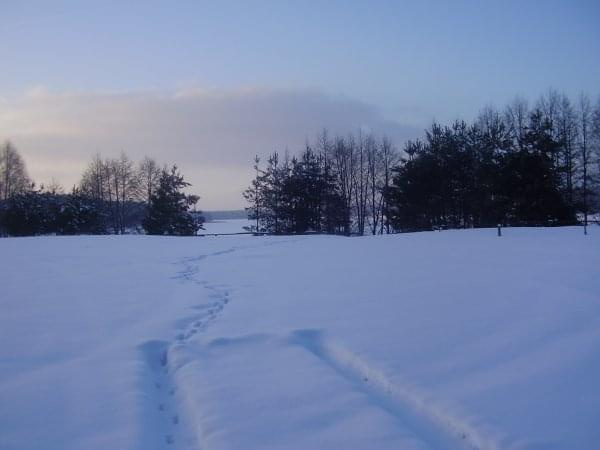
[80,152,143,234]
[329,135,356,235]
[504,96,529,151]
[593,97,600,214]
[80,153,109,201]
[352,132,368,235]
[109,152,140,233]
[380,136,398,234]
[366,134,383,235]
[0,141,31,200]
[578,93,592,233]
[138,156,162,205]
[557,94,578,206]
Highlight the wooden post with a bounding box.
[497,224,502,237]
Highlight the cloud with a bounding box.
[0,87,421,209]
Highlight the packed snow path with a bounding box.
[1,226,599,449]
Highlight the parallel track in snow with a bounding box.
[290,329,499,450]
[141,237,498,449]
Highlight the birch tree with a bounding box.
[0,141,31,200]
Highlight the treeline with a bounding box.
[2,89,599,237]
[244,133,396,235]
[390,93,598,230]
[0,145,202,236]
[246,91,600,234]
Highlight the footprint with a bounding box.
[158,403,165,411]
[159,351,168,367]
[172,414,179,425]
[165,434,174,444]
[186,329,197,338]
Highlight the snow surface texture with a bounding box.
[1,225,599,450]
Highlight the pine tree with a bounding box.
[243,156,264,233]
[142,166,203,236]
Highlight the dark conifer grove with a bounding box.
[245,91,600,234]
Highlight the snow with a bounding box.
[1,224,599,449]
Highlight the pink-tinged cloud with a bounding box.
[0,87,421,209]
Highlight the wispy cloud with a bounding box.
[0,87,421,208]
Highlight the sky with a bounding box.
[1,0,599,209]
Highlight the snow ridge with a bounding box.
[290,329,499,450]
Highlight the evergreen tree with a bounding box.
[1,188,110,236]
[385,110,576,231]
[3,190,54,236]
[56,190,108,235]
[243,148,346,235]
[502,110,574,225]
[243,156,264,233]
[142,166,203,236]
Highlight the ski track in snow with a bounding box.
[289,329,499,450]
[140,238,499,450]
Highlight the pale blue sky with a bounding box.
[3,1,599,120]
[1,1,599,207]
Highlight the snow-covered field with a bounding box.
[1,225,599,450]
